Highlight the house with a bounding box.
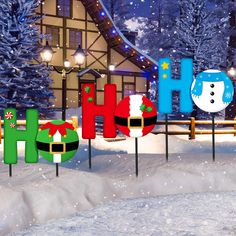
[37,0,158,110]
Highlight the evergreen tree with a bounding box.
[137,0,177,61]
[136,0,177,114]
[175,0,229,74]
[0,0,53,115]
[175,0,229,119]
[102,0,130,29]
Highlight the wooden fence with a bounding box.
[152,117,236,140]
[0,116,235,141]
[0,116,79,144]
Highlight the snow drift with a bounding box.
[1,130,236,235]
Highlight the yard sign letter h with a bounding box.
[4,109,39,165]
[158,58,193,113]
[82,84,117,139]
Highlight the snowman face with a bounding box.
[191,80,227,113]
[191,70,234,113]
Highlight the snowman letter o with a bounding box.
[191,70,234,113]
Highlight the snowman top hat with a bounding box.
[192,69,233,103]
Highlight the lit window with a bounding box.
[46,26,60,47]
[69,30,82,49]
[57,0,71,18]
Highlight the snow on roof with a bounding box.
[77,68,102,78]
[99,0,158,64]
[80,0,158,80]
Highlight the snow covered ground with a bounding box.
[11,192,236,236]
[2,125,236,235]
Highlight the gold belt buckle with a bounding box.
[49,142,66,154]
[128,116,144,129]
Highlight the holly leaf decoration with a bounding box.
[84,86,91,94]
[146,106,153,112]
[88,97,93,103]
[140,104,146,112]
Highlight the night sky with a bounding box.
[125,0,215,18]
[128,0,152,17]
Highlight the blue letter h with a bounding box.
[158,58,193,114]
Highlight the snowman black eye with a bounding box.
[210,84,214,88]
[210,99,215,104]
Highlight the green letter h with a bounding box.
[4,109,39,164]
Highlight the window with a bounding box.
[46,26,60,47]
[69,30,82,49]
[57,0,71,17]
[123,83,135,97]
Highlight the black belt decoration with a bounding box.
[36,141,79,154]
[115,115,157,128]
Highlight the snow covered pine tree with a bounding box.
[0,0,53,116]
[175,0,229,119]
[138,0,177,61]
[102,0,130,29]
[176,0,228,74]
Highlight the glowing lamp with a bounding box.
[64,59,71,68]
[109,64,116,71]
[40,41,54,64]
[228,67,236,78]
[73,45,85,66]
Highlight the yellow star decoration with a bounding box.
[161,62,169,70]
[163,74,168,79]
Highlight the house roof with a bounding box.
[80,0,158,80]
[77,68,102,78]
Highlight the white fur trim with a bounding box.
[53,131,61,163]
[129,95,143,138]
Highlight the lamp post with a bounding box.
[40,41,85,120]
